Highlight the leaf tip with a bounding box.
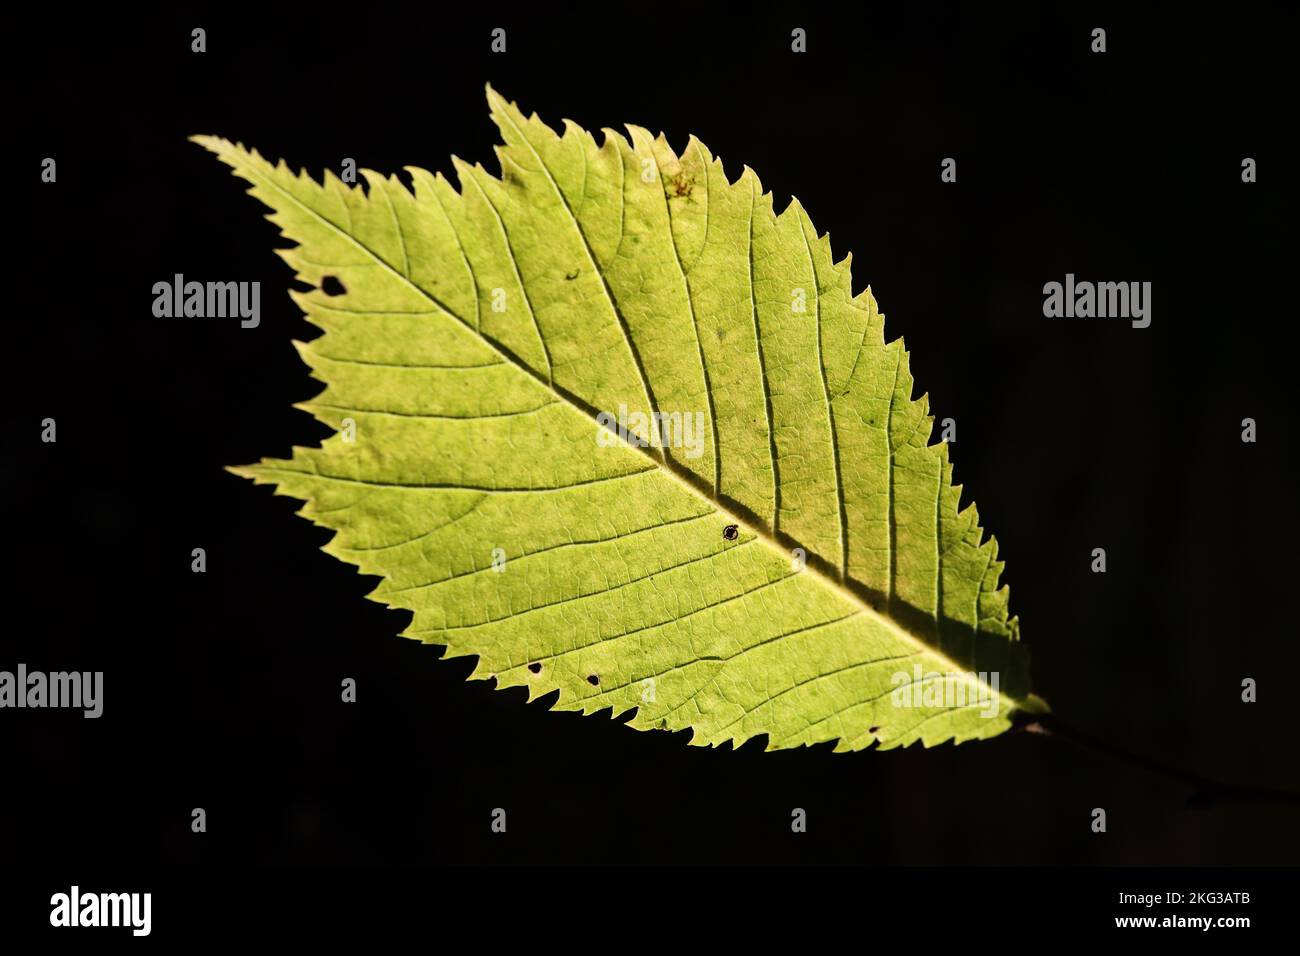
[225,463,262,482]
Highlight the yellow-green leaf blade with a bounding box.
[198,86,1043,752]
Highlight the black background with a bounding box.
[7,0,1296,899]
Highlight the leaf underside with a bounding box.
[198,85,1044,753]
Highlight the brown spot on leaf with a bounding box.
[666,171,695,200]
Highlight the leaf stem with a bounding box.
[1014,712,1300,810]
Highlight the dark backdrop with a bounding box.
[8,4,1296,873]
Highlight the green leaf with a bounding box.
[196,85,1047,752]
